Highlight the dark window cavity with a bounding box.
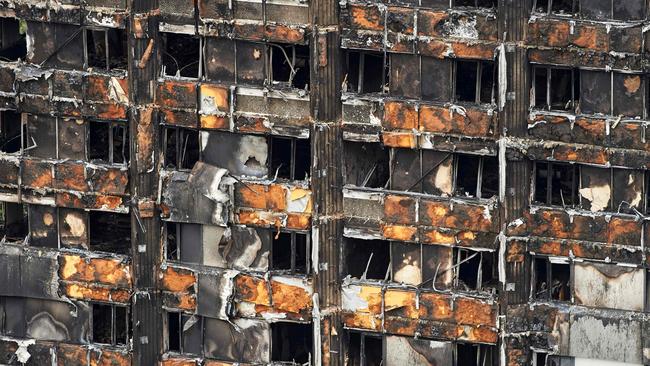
[85,28,127,70]
[89,211,131,254]
[269,136,310,181]
[0,110,22,153]
[162,126,200,170]
[271,322,313,364]
[88,120,129,164]
[455,60,496,104]
[533,257,571,302]
[533,66,580,112]
[162,32,201,78]
[268,43,310,90]
[345,50,387,94]
[0,17,26,61]
[91,303,128,346]
[271,231,309,274]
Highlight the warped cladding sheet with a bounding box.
[573,262,645,312]
[201,131,268,178]
[163,162,232,225]
[203,317,270,363]
[385,336,453,366]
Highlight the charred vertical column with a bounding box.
[128,0,163,364]
[498,0,533,365]
[310,0,342,363]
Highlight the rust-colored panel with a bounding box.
[417,39,451,59]
[200,84,229,113]
[420,200,494,232]
[454,297,496,327]
[93,103,128,120]
[160,266,196,292]
[418,292,452,321]
[235,274,271,306]
[201,114,229,130]
[456,324,498,343]
[342,312,381,331]
[232,22,266,41]
[22,159,54,189]
[383,224,417,241]
[90,348,132,366]
[382,132,417,148]
[383,316,418,336]
[607,217,641,246]
[55,162,88,192]
[237,210,283,227]
[161,109,198,128]
[384,195,416,225]
[451,42,496,60]
[59,254,132,287]
[160,359,199,366]
[286,213,311,230]
[420,228,456,245]
[57,343,88,366]
[417,10,447,37]
[157,80,197,109]
[384,289,418,319]
[163,291,197,311]
[419,104,494,137]
[383,101,417,130]
[271,279,312,313]
[235,115,270,133]
[349,4,384,31]
[88,167,129,195]
[267,184,288,211]
[235,183,268,209]
[65,283,131,303]
[550,144,608,165]
[265,24,306,43]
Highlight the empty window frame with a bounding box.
[532,0,579,14]
[162,32,201,78]
[0,17,26,61]
[391,149,499,199]
[0,110,22,153]
[345,50,387,94]
[271,322,313,364]
[453,0,497,8]
[84,28,127,70]
[343,141,391,189]
[345,238,391,281]
[452,248,496,291]
[532,66,580,112]
[533,162,578,207]
[347,332,384,366]
[91,303,128,346]
[0,202,28,242]
[88,120,129,164]
[89,211,131,254]
[166,312,203,354]
[532,257,571,301]
[162,126,200,170]
[456,343,496,366]
[271,231,309,274]
[269,136,310,181]
[268,43,310,90]
[455,60,496,104]
[534,162,646,213]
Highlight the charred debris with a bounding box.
[1,0,650,365]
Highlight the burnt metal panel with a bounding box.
[200,131,268,178]
[236,41,266,86]
[421,57,451,102]
[580,70,611,115]
[28,204,58,248]
[389,53,420,99]
[204,38,236,84]
[203,317,270,363]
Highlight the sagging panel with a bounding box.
[200,131,268,178]
[203,317,270,363]
[1,297,89,343]
[26,22,84,70]
[573,262,645,311]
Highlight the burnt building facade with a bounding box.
[0,0,649,365]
